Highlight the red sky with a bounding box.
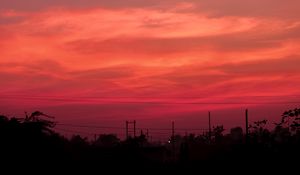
[0,0,300,139]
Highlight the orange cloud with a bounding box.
[0,2,299,129]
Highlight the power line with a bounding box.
[55,127,95,135]
[56,123,124,130]
[55,127,127,136]
[55,127,204,139]
[56,122,208,131]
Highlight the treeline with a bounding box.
[1,108,300,170]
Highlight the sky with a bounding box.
[0,0,300,139]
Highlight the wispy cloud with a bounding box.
[0,0,299,126]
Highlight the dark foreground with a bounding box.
[1,109,300,173]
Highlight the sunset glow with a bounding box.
[1,0,300,136]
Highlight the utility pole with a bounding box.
[208,111,212,143]
[245,109,249,143]
[125,120,136,139]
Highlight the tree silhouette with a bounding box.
[230,127,243,144]
[94,134,120,147]
[1,108,300,169]
[275,108,300,128]
[212,125,225,143]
